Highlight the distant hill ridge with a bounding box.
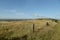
[0,18,59,21]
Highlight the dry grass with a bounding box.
[0,19,59,40]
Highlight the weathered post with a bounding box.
[46,22,49,26]
[33,24,35,32]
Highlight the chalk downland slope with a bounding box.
[0,19,59,40]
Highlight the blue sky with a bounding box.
[0,0,60,19]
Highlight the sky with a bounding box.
[0,0,60,19]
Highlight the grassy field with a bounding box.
[0,19,60,40]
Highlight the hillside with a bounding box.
[0,19,60,40]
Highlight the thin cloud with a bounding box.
[4,9,17,13]
[3,9,25,16]
[32,13,40,17]
[15,12,25,16]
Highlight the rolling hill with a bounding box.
[0,18,60,40]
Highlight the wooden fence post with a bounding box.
[33,24,35,32]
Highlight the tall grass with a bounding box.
[0,20,59,40]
